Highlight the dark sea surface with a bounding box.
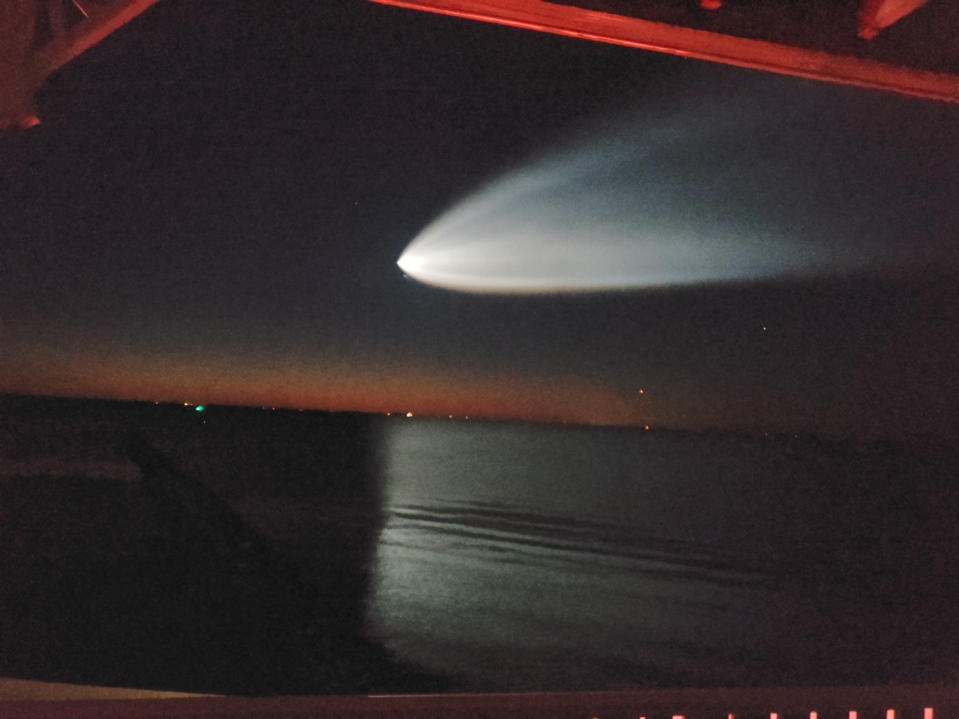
[2,398,958,693]
[366,419,959,690]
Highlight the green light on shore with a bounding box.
[195,405,205,412]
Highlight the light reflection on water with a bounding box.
[365,420,811,690]
[365,419,959,690]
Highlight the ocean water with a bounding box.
[365,419,959,690]
[3,399,958,693]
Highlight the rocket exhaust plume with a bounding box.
[397,91,955,294]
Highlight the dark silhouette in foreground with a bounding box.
[0,398,447,695]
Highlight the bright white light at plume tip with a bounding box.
[396,251,415,276]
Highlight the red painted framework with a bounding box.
[370,0,959,103]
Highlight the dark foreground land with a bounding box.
[0,395,448,695]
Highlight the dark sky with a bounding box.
[2,0,958,442]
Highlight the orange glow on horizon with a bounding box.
[0,343,647,427]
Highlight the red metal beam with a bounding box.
[370,0,959,103]
[0,0,162,128]
[29,0,163,82]
[0,0,42,127]
[859,0,931,39]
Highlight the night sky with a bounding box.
[2,0,958,442]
